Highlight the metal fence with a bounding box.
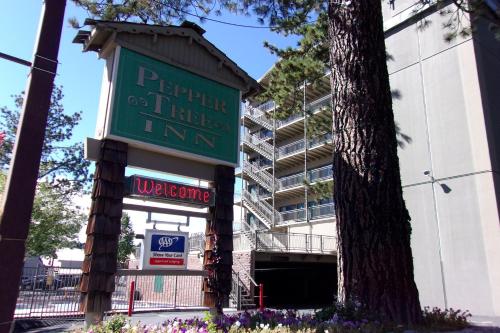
[113,270,206,312]
[15,266,83,319]
[15,266,207,319]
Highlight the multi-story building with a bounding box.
[233,1,500,316]
[234,73,337,308]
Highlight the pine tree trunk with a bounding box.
[327,0,423,325]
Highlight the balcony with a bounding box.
[275,133,333,168]
[277,203,335,225]
[242,104,274,131]
[275,95,331,137]
[241,133,274,160]
[276,165,333,196]
[233,230,336,254]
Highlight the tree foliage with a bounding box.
[0,175,85,258]
[0,86,91,258]
[117,213,136,267]
[0,86,91,193]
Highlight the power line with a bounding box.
[85,1,317,29]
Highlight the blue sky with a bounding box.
[0,1,298,238]
[0,1,297,143]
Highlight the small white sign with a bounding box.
[140,229,188,270]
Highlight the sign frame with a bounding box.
[139,229,189,270]
[96,46,242,168]
[124,175,215,207]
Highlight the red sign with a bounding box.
[149,258,184,266]
[125,175,214,206]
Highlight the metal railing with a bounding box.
[189,233,205,252]
[276,112,304,128]
[277,165,333,190]
[309,165,333,182]
[241,189,280,227]
[242,160,275,192]
[256,100,276,113]
[278,172,306,190]
[233,230,336,254]
[256,231,336,254]
[242,133,274,160]
[278,203,335,224]
[275,95,331,128]
[15,266,83,319]
[15,266,207,319]
[276,133,332,160]
[243,105,273,130]
[113,270,206,312]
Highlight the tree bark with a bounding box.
[328,0,423,325]
[203,165,235,314]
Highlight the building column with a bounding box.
[203,165,235,314]
[79,140,127,325]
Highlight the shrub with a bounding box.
[422,306,471,331]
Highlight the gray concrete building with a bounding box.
[384,0,500,317]
[233,1,500,316]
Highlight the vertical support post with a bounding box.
[303,80,309,224]
[80,139,128,326]
[128,280,135,317]
[0,2,66,331]
[203,165,235,314]
[173,276,178,308]
[259,283,264,311]
[237,272,241,310]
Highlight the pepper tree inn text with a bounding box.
[109,47,240,164]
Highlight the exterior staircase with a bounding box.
[242,133,274,161]
[242,160,276,192]
[243,105,273,131]
[230,270,256,309]
[241,189,281,228]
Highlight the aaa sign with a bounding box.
[140,230,188,270]
[107,47,240,166]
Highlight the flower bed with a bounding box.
[73,306,471,333]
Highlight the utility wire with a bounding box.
[85,0,317,29]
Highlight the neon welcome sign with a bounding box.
[125,175,215,207]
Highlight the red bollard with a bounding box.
[128,280,135,317]
[259,283,264,311]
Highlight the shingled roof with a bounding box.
[73,19,261,99]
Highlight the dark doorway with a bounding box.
[255,261,337,308]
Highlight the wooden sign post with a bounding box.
[203,166,235,313]
[74,20,260,323]
[80,140,127,325]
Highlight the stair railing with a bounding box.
[242,133,274,160]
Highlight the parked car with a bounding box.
[56,274,81,288]
[20,275,62,290]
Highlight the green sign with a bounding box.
[110,47,240,165]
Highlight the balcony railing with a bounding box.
[256,101,276,113]
[233,230,336,254]
[242,133,274,160]
[277,165,333,191]
[275,95,331,128]
[278,203,335,224]
[276,133,332,160]
[242,160,275,192]
[241,189,280,227]
[276,112,304,128]
[243,105,273,130]
[279,172,305,190]
[309,165,333,182]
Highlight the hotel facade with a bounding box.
[232,1,500,316]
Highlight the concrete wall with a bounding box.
[384,3,500,316]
